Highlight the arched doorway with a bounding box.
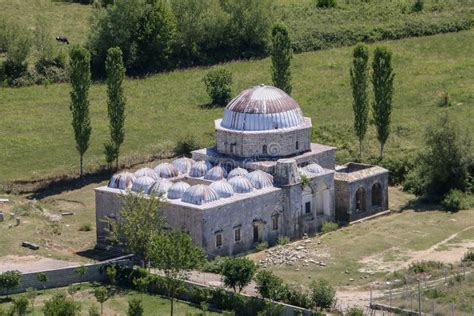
[355,187,367,212]
[372,183,383,207]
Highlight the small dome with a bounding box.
[189,161,211,178]
[221,85,305,131]
[131,176,156,193]
[154,163,180,178]
[245,170,273,189]
[172,157,195,174]
[108,172,136,190]
[204,166,227,181]
[149,178,173,196]
[228,167,249,179]
[181,184,220,205]
[228,176,254,193]
[134,167,160,180]
[210,180,235,198]
[167,181,191,199]
[305,163,324,174]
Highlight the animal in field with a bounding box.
[56,35,69,45]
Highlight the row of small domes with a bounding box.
[108,169,274,205]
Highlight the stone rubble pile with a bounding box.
[258,239,329,268]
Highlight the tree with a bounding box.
[26,288,37,314]
[127,298,144,316]
[350,43,369,159]
[221,257,256,293]
[371,46,394,159]
[150,231,205,316]
[94,286,109,315]
[2,21,31,84]
[404,114,473,200]
[43,293,80,316]
[108,192,165,268]
[37,272,48,290]
[12,295,29,316]
[134,0,176,74]
[310,279,335,310]
[74,266,87,287]
[255,270,284,301]
[105,265,117,285]
[69,46,92,176]
[105,47,126,169]
[202,68,233,106]
[271,23,292,94]
[0,270,22,298]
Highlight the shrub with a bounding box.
[202,256,226,274]
[408,261,444,274]
[88,305,100,316]
[43,293,80,316]
[321,221,338,234]
[12,295,29,316]
[255,241,269,252]
[202,68,233,106]
[316,0,337,9]
[442,189,468,212]
[277,236,290,246]
[174,134,200,156]
[283,285,312,309]
[462,251,474,263]
[255,270,285,301]
[412,0,424,13]
[378,153,416,185]
[310,279,335,309]
[79,223,92,232]
[346,306,364,316]
[221,257,257,293]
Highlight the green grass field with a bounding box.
[0,284,220,315]
[1,30,473,181]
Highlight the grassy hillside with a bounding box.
[1,30,473,181]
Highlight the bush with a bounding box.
[277,236,290,246]
[408,261,444,274]
[202,68,233,106]
[310,279,335,309]
[79,223,92,232]
[412,0,424,13]
[88,305,100,316]
[283,285,312,309]
[255,270,285,300]
[43,293,80,316]
[378,153,416,185]
[202,256,226,274]
[12,296,29,316]
[442,189,468,212]
[462,251,474,263]
[346,306,364,316]
[321,221,338,234]
[255,241,269,252]
[316,0,337,9]
[174,135,200,156]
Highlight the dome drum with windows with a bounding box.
[215,85,313,158]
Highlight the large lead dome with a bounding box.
[221,85,305,131]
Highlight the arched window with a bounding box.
[355,187,367,212]
[372,183,383,207]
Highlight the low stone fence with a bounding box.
[0,255,133,295]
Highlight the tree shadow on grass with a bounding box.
[198,102,225,109]
[75,246,126,262]
[400,197,444,213]
[0,297,12,303]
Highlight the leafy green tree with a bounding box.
[43,293,80,316]
[404,114,473,200]
[108,192,165,268]
[36,272,48,290]
[12,295,29,316]
[202,68,232,106]
[127,298,144,316]
[271,23,292,94]
[372,46,395,159]
[26,288,37,314]
[69,46,92,176]
[94,286,109,315]
[221,257,256,293]
[105,47,126,169]
[105,265,117,285]
[134,0,176,74]
[255,270,285,301]
[350,43,369,159]
[0,270,22,298]
[150,231,205,316]
[310,279,335,310]
[2,21,31,83]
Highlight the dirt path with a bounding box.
[0,255,78,273]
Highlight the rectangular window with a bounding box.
[215,234,223,248]
[253,225,260,243]
[230,143,236,153]
[305,202,311,214]
[234,228,241,243]
[272,216,279,230]
[296,141,299,150]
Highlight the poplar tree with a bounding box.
[69,46,92,177]
[372,46,394,159]
[350,44,369,159]
[271,23,292,94]
[105,47,126,170]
